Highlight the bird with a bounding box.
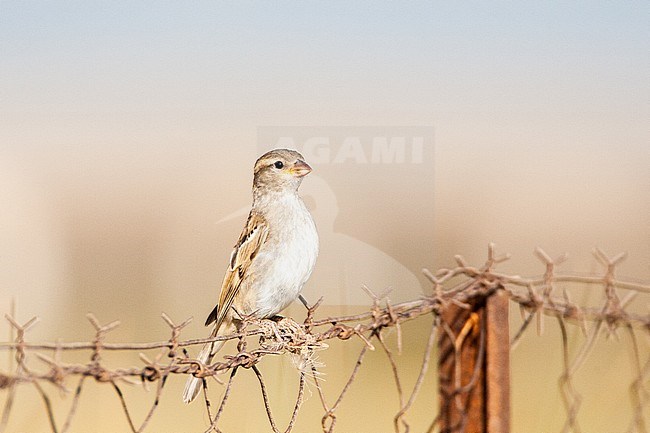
[182,148,319,403]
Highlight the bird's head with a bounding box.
[253,148,312,193]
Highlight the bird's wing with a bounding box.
[205,211,269,331]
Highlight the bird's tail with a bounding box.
[182,325,228,404]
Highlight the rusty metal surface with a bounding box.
[486,292,510,433]
[438,292,510,433]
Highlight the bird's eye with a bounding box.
[273,161,284,169]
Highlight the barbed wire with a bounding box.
[0,245,648,432]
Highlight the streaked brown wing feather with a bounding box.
[205,211,269,331]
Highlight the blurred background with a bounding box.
[1,2,648,432]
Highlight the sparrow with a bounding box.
[183,148,319,403]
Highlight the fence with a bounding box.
[0,245,648,432]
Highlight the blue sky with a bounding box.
[2,1,647,123]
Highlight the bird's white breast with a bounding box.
[247,192,319,318]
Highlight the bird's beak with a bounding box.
[290,160,312,177]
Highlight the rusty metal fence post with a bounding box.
[439,290,510,433]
